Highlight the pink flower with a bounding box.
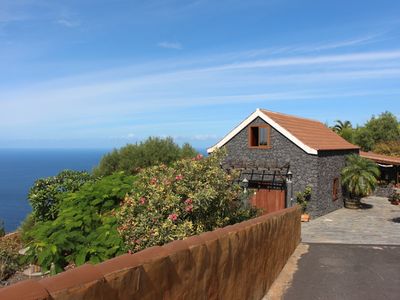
[150,177,157,185]
[185,205,193,213]
[175,174,183,181]
[139,197,146,205]
[184,198,193,205]
[168,213,178,222]
[195,154,203,160]
[128,250,132,255]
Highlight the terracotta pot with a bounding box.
[301,214,310,222]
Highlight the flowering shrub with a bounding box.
[118,150,258,252]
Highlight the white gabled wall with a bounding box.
[207,108,318,155]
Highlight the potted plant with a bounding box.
[341,154,380,209]
[388,191,400,205]
[296,186,312,222]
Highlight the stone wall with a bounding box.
[223,117,359,218]
[224,117,319,207]
[0,206,301,300]
[313,150,359,218]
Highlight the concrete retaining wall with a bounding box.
[0,206,301,300]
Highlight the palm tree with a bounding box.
[341,154,380,208]
[332,120,352,133]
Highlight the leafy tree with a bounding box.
[24,173,136,273]
[332,120,352,133]
[364,112,400,147]
[118,150,258,253]
[331,120,354,143]
[341,154,380,199]
[332,112,400,151]
[28,170,95,222]
[373,140,400,157]
[353,127,375,151]
[93,137,198,177]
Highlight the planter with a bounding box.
[390,200,399,206]
[301,214,310,222]
[344,198,360,209]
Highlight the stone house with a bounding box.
[207,108,360,218]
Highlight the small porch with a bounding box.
[222,159,293,214]
[360,151,400,184]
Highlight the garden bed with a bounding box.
[0,232,24,287]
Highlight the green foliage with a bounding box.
[295,186,312,213]
[24,173,136,272]
[353,127,375,151]
[28,170,95,222]
[117,149,258,252]
[0,219,4,237]
[332,112,400,151]
[338,127,355,144]
[373,140,400,157]
[93,137,198,177]
[364,112,400,146]
[332,120,352,133]
[341,154,380,198]
[19,213,36,243]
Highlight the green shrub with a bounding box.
[295,186,312,213]
[19,213,36,243]
[93,137,198,177]
[28,170,96,222]
[24,173,136,273]
[117,150,258,253]
[341,154,380,198]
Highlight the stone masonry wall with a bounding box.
[224,117,319,211]
[0,206,301,300]
[313,150,359,218]
[223,117,359,218]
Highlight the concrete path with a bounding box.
[283,244,400,300]
[302,196,400,245]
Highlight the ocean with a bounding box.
[0,149,108,233]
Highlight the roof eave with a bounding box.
[207,109,319,155]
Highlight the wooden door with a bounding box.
[250,189,285,214]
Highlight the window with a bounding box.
[332,178,339,201]
[249,125,270,148]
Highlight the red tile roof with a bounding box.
[360,151,400,165]
[261,109,360,151]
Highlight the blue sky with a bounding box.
[1,0,400,149]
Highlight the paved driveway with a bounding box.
[302,196,400,245]
[283,244,400,300]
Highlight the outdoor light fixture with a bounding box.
[242,177,249,193]
[287,170,293,183]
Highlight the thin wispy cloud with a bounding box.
[158,41,183,50]
[56,18,80,28]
